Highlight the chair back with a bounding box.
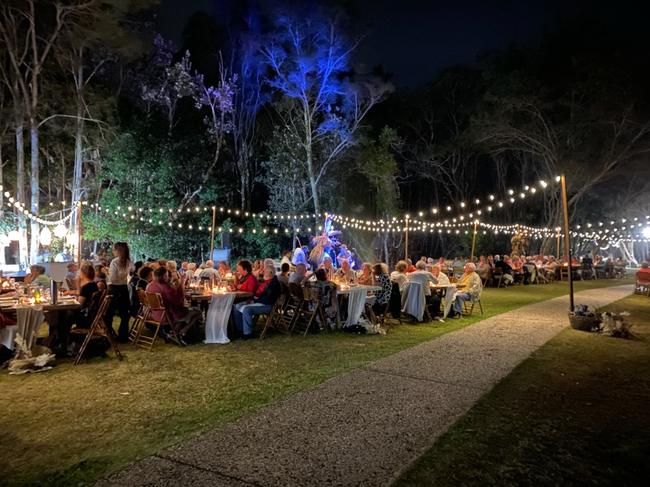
[401,281,425,322]
[388,281,401,318]
[145,292,166,310]
[289,282,306,300]
[136,288,148,306]
[92,293,113,329]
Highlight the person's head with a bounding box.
[237,259,252,274]
[263,266,275,280]
[34,264,47,276]
[315,268,327,282]
[361,262,372,275]
[96,271,107,282]
[295,263,307,276]
[395,260,407,273]
[166,260,177,271]
[79,262,95,281]
[464,262,476,274]
[113,242,130,264]
[642,262,649,269]
[281,262,290,274]
[283,250,292,258]
[406,258,413,266]
[372,263,388,276]
[153,266,169,282]
[340,258,350,271]
[205,259,214,269]
[323,255,333,268]
[139,266,154,282]
[415,261,426,270]
[431,265,440,276]
[264,258,275,269]
[67,262,78,273]
[188,262,197,271]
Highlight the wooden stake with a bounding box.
[470,220,478,261]
[404,217,409,260]
[560,175,574,311]
[556,232,560,258]
[210,206,216,261]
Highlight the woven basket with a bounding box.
[568,312,600,331]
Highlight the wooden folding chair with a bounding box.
[462,295,484,316]
[72,293,123,365]
[492,268,504,288]
[259,292,292,339]
[128,288,150,344]
[132,291,182,350]
[288,282,321,335]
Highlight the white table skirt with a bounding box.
[204,293,236,344]
[436,285,458,319]
[345,287,368,326]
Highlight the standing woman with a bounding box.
[105,242,133,342]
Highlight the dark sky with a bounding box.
[156,0,575,88]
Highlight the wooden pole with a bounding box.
[76,200,82,264]
[404,217,409,260]
[210,206,216,261]
[560,175,574,311]
[556,232,560,258]
[470,220,478,261]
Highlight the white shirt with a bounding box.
[407,270,437,295]
[434,272,450,286]
[108,258,132,285]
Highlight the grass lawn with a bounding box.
[0,278,631,486]
[395,291,650,487]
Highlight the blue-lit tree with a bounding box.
[261,11,391,214]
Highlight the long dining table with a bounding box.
[335,284,382,327]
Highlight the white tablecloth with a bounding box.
[432,284,458,319]
[204,293,236,344]
[13,306,45,356]
[345,287,368,326]
[0,325,17,349]
[401,281,425,322]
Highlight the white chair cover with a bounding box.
[0,325,17,350]
[15,306,45,356]
[345,287,368,326]
[401,281,425,322]
[204,293,236,344]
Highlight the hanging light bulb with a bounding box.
[39,227,52,246]
[53,223,67,238]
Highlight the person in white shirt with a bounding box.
[105,242,134,342]
[199,260,220,283]
[431,265,450,286]
[390,260,409,291]
[408,261,442,317]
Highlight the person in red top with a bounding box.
[638,262,650,277]
[233,260,258,294]
[146,267,201,345]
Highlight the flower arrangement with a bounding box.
[600,311,633,338]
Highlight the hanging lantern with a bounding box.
[8,230,20,241]
[39,227,52,246]
[53,223,67,238]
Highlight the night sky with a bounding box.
[156,0,633,88]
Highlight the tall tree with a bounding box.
[260,10,389,214]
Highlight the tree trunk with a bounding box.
[14,107,28,268]
[29,121,39,264]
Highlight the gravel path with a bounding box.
[96,284,632,487]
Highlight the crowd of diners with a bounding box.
[10,243,638,354]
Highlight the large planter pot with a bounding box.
[568,312,601,331]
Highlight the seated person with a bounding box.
[371,263,392,316]
[494,257,514,285]
[278,262,291,285]
[199,260,220,283]
[73,263,100,328]
[217,260,231,279]
[408,261,440,316]
[233,266,281,338]
[453,263,483,316]
[320,255,336,281]
[309,268,338,329]
[390,260,409,291]
[431,265,450,286]
[357,263,374,286]
[130,266,153,316]
[289,263,309,285]
[234,260,258,294]
[638,262,650,277]
[95,271,108,292]
[24,265,50,287]
[66,263,78,290]
[146,267,202,345]
[334,258,356,284]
